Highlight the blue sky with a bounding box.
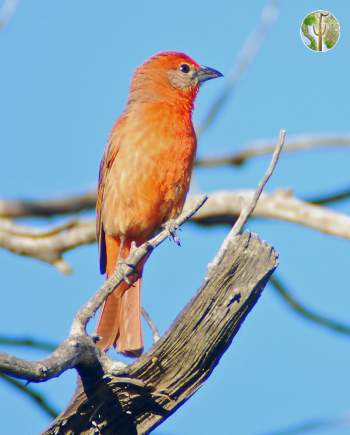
[1,1,350,434]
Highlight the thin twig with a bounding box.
[0,0,18,30]
[141,307,161,343]
[196,133,350,167]
[196,0,279,135]
[231,129,285,235]
[70,195,208,336]
[207,129,284,279]
[260,413,350,435]
[270,275,350,336]
[0,335,56,352]
[0,373,59,418]
[308,185,350,205]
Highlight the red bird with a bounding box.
[96,51,222,356]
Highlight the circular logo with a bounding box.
[300,10,340,52]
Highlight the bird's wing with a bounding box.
[96,119,122,274]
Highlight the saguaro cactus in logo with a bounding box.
[300,10,340,52]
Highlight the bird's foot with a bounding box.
[116,259,137,285]
[162,219,181,246]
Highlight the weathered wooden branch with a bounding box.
[191,189,350,241]
[0,218,94,274]
[0,217,278,434]
[43,232,277,434]
[0,130,283,434]
[0,196,208,382]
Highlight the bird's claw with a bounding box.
[117,260,137,285]
[91,334,102,344]
[162,219,181,246]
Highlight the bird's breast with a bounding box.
[102,105,196,239]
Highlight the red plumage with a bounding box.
[96,51,222,356]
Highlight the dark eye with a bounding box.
[179,63,190,73]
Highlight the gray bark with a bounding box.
[44,232,277,435]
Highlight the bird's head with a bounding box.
[128,51,223,107]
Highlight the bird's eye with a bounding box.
[179,64,190,73]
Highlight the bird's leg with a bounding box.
[162,219,181,246]
[116,235,137,285]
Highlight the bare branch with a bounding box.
[0,136,281,433]
[0,335,101,382]
[270,275,350,336]
[45,233,278,434]
[0,218,81,238]
[0,373,59,419]
[0,0,18,30]
[0,335,56,352]
[308,185,350,205]
[190,190,350,241]
[205,129,283,280]
[70,195,208,336]
[196,133,350,167]
[0,189,96,219]
[231,129,285,234]
[0,196,208,382]
[261,413,350,435]
[4,186,350,271]
[196,0,279,135]
[141,307,161,343]
[0,214,277,434]
[0,218,95,274]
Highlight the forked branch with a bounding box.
[0,130,283,434]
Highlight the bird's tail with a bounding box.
[95,235,144,357]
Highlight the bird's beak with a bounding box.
[197,65,223,83]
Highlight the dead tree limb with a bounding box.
[42,130,282,433]
[196,133,350,167]
[2,187,350,273]
[0,218,94,274]
[0,131,283,433]
[0,196,208,382]
[0,189,96,219]
[44,232,278,434]
[0,217,278,433]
